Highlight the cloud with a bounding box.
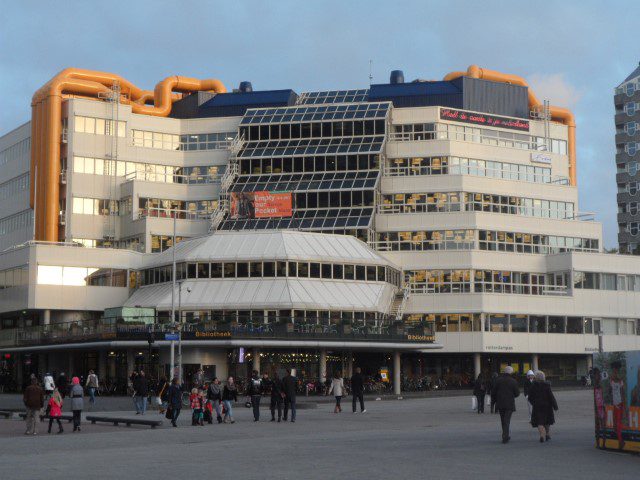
[527,73,584,109]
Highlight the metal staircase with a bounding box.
[209,133,244,233]
[388,283,410,321]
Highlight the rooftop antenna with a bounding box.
[369,60,373,85]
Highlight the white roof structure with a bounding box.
[125,278,396,312]
[144,230,396,268]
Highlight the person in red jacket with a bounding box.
[47,388,64,434]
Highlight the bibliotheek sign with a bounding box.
[440,108,530,132]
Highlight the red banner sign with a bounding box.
[230,192,292,219]
[440,108,530,132]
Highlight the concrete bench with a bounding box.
[18,412,74,423]
[86,415,162,429]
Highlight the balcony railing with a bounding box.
[4,316,436,348]
[124,170,221,185]
[137,207,212,221]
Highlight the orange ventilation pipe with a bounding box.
[30,69,226,241]
[443,65,576,186]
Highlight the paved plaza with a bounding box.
[0,389,636,479]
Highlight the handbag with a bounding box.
[471,396,477,411]
[155,396,162,406]
[165,406,173,419]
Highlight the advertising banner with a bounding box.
[592,351,640,452]
[230,191,292,219]
[440,108,530,132]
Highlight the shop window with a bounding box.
[510,315,527,332]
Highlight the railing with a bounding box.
[3,316,436,348]
[382,163,570,186]
[124,170,221,185]
[388,130,547,152]
[407,283,569,296]
[138,208,211,221]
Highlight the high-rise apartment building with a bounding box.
[615,63,640,254]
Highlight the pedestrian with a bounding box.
[491,365,520,444]
[69,376,84,432]
[489,372,499,413]
[528,370,559,443]
[57,372,68,399]
[473,373,486,414]
[524,370,534,420]
[328,371,345,413]
[207,377,223,424]
[190,388,204,426]
[47,388,64,434]
[269,373,284,422]
[350,367,366,413]
[43,372,55,402]
[222,376,238,424]
[85,369,99,410]
[282,368,297,422]
[167,377,182,427]
[133,370,149,415]
[23,377,44,436]
[157,377,170,415]
[247,370,263,422]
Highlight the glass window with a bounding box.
[223,263,235,278]
[321,264,332,279]
[333,264,343,279]
[286,261,296,277]
[211,263,223,278]
[310,263,321,278]
[236,263,249,278]
[355,265,366,280]
[566,317,582,334]
[263,262,275,277]
[366,266,376,281]
[187,263,197,279]
[548,316,565,333]
[249,262,262,277]
[344,264,355,280]
[298,262,309,277]
[529,315,546,333]
[197,263,210,279]
[510,315,527,332]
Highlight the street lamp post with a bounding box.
[170,215,177,380]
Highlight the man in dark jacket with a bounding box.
[133,370,149,415]
[491,366,520,443]
[282,368,297,422]
[23,377,44,435]
[351,367,366,413]
[167,377,182,427]
[246,370,263,421]
[269,373,284,422]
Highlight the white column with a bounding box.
[127,349,135,376]
[319,349,327,384]
[252,347,260,373]
[586,354,593,370]
[393,351,401,396]
[473,353,482,379]
[43,309,51,326]
[98,350,107,382]
[532,354,539,372]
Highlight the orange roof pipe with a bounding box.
[30,69,227,241]
[443,65,576,186]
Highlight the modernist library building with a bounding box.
[0,66,639,391]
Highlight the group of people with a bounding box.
[22,375,86,435]
[473,366,559,444]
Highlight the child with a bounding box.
[190,388,204,426]
[48,388,64,434]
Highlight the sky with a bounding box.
[0,0,636,247]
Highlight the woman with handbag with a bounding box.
[328,371,345,413]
